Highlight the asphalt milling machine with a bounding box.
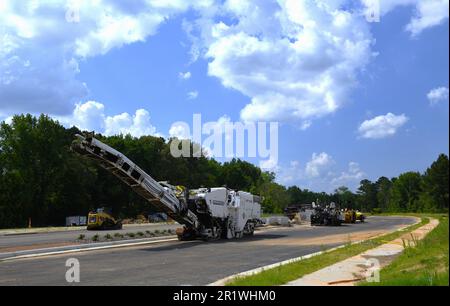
[71,133,262,241]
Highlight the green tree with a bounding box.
[375,176,393,212]
[421,154,449,212]
[357,179,378,211]
[390,172,423,212]
[334,186,357,209]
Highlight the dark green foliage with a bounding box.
[0,114,447,228]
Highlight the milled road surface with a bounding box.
[0,216,416,286]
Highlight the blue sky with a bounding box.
[0,1,448,192]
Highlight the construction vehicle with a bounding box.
[355,211,366,223]
[310,202,343,226]
[342,209,357,224]
[87,207,123,230]
[71,133,262,241]
[284,206,301,221]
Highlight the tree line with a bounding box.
[0,114,448,228]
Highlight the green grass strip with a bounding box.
[227,216,430,286]
[360,215,448,286]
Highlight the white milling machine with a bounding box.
[71,133,262,241]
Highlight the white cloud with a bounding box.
[305,152,335,178]
[259,157,280,171]
[331,162,365,189]
[63,101,159,138]
[0,1,203,116]
[187,91,199,100]
[2,0,447,125]
[196,1,374,123]
[275,155,365,192]
[358,113,409,139]
[179,71,192,80]
[72,101,106,132]
[427,86,449,105]
[405,0,449,36]
[169,122,191,139]
[104,109,158,137]
[362,0,449,37]
[275,160,301,185]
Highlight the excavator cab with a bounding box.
[87,207,123,230]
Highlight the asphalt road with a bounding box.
[0,216,416,286]
[0,224,180,251]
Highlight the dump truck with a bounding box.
[71,133,262,241]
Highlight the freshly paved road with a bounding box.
[0,216,416,286]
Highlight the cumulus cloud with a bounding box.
[275,154,365,192]
[71,101,106,132]
[305,152,335,178]
[0,0,209,116]
[169,122,191,139]
[427,86,449,105]
[331,162,365,189]
[2,0,447,126]
[104,109,158,137]
[198,0,374,123]
[62,101,159,138]
[358,113,409,139]
[405,0,449,36]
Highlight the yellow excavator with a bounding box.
[87,207,123,230]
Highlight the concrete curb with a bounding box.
[0,236,178,262]
[208,216,420,286]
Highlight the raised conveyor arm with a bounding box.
[71,134,198,228]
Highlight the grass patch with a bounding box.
[227,217,429,286]
[360,215,448,286]
[91,234,100,242]
[77,234,85,240]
